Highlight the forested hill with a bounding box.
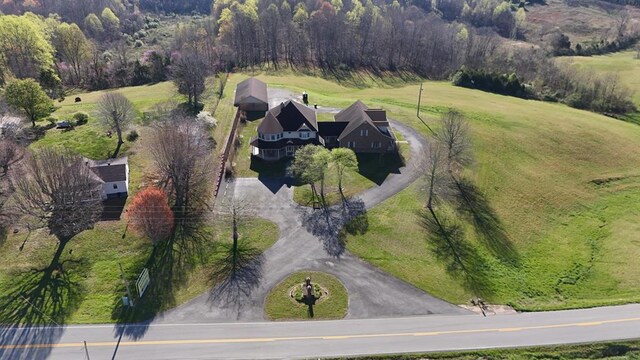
[0,0,211,18]
[0,0,637,116]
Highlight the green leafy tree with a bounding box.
[54,23,92,85]
[291,145,324,205]
[493,2,515,38]
[4,79,53,127]
[0,14,56,80]
[312,147,332,205]
[100,8,120,35]
[331,147,358,199]
[83,13,104,38]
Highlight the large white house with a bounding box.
[85,157,129,200]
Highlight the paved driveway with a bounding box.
[156,120,469,324]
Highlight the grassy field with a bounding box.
[32,82,178,159]
[332,340,640,360]
[264,271,348,321]
[559,50,640,106]
[229,70,640,310]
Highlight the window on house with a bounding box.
[301,132,309,139]
[360,129,368,137]
[371,142,381,149]
[113,184,118,189]
[348,141,355,148]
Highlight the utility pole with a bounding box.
[417,82,424,117]
[119,262,134,308]
[416,82,434,134]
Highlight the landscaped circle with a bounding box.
[265,271,348,321]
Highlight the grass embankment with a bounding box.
[265,271,348,321]
[233,71,640,310]
[332,340,640,360]
[0,78,278,324]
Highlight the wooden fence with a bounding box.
[213,108,242,199]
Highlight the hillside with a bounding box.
[558,50,640,105]
[525,0,640,45]
[236,72,640,310]
[1,72,639,324]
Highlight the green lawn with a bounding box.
[264,271,348,321]
[231,71,640,310]
[292,145,409,206]
[0,216,278,324]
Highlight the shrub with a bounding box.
[196,111,217,128]
[452,68,528,99]
[72,112,89,126]
[46,116,57,127]
[126,130,139,142]
[293,283,323,303]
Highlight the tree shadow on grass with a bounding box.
[419,209,494,298]
[112,220,209,341]
[0,244,87,360]
[301,198,368,258]
[452,178,520,265]
[356,152,405,185]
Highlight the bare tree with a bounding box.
[0,140,22,175]
[614,10,630,39]
[148,114,215,221]
[11,148,103,268]
[214,196,258,276]
[170,49,210,109]
[97,92,135,158]
[437,110,473,175]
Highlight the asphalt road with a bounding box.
[1,304,639,359]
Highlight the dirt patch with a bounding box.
[459,304,517,315]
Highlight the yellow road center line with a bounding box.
[2,317,639,350]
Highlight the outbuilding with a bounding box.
[234,77,269,112]
[86,157,130,200]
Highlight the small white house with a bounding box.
[85,157,129,200]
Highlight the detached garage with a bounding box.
[234,77,269,112]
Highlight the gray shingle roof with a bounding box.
[269,100,318,132]
[234,78,268,106]
[257,112,284,134]
[86,157,128,182]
